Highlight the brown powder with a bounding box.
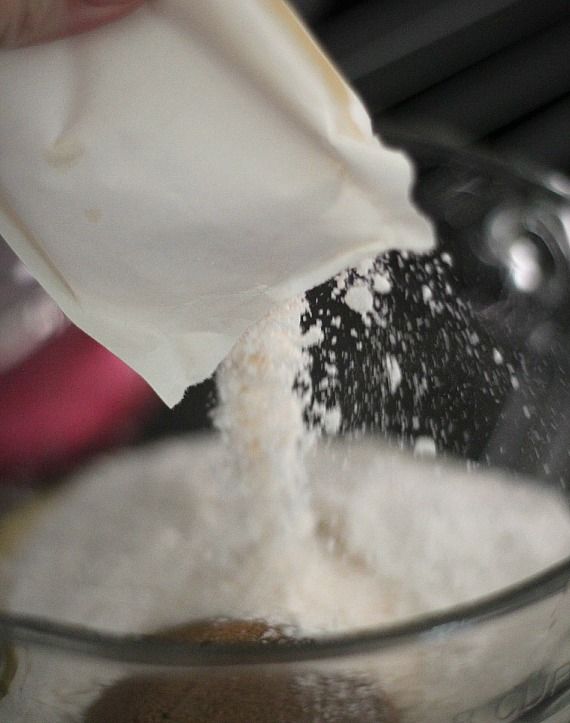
[84,619,398,722]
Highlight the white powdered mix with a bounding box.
[344,284,375,320]
[5,437,570,635]
[213,296,315,545]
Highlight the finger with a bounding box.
[0,0,143,48]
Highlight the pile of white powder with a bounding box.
[5,435,570,636]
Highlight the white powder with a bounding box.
[385,354,402,394]
[421,284,433,303]
[523,405,532,419]
[322,405,342,435]
[373,272,392,294]
[413,436,437,457]
[213,296,314,537]
[344,284,375,319]
[6,438,570,632]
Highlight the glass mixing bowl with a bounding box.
[1,137,570,723]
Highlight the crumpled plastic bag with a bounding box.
[0,0,433,406]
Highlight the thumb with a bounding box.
[0,0,143,48]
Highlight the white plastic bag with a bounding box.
[0,0,433,405]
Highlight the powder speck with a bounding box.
[372,273,392,294]
[385,354,402,394]
[323,406,342,435]
[421,285,433,303]
[344,284,374,319]
[413,437,437,457]
[302,321,324,348]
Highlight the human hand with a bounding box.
[1,0,143,48]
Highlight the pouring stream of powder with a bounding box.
[213,296,317,547]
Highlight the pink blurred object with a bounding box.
[0,325,159,481]
[0,241,160,480]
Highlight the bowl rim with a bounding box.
[1,554,570,667]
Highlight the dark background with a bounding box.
[291,0,570,176]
